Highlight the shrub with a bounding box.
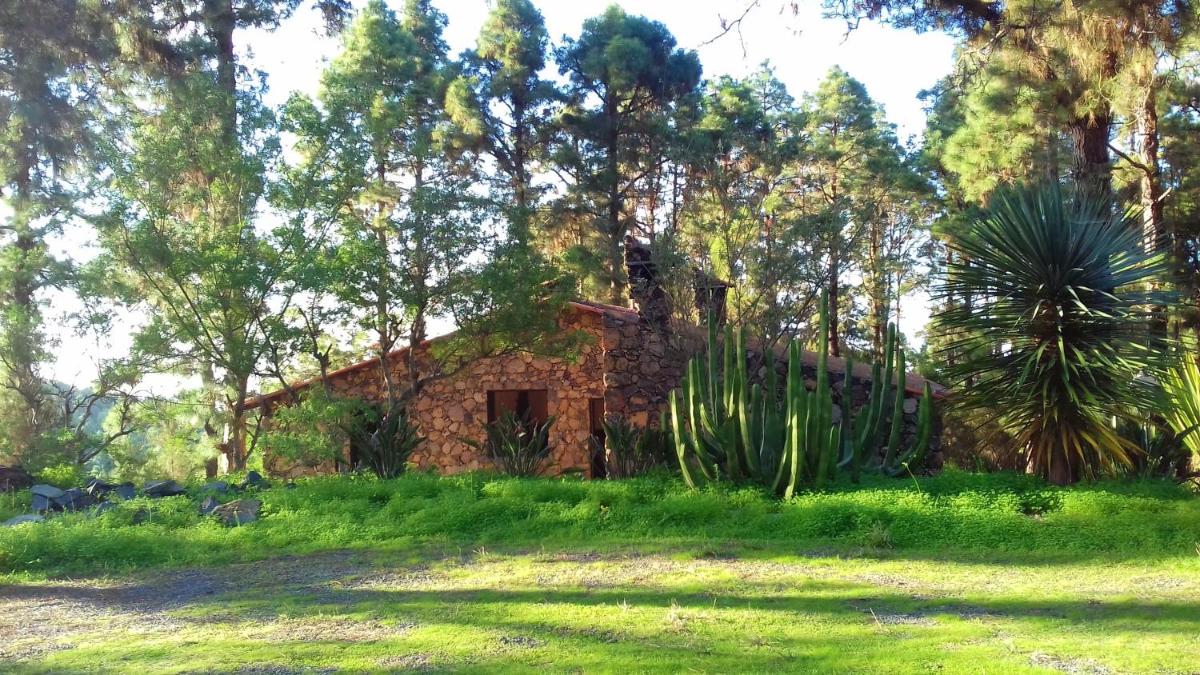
[934,183,1168,484]
[35,463,88,488]
[477,411,554,477]
[597,415,673,478]
[352,404,423,479]
[261,390,374,472]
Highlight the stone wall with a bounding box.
[600,314,694,429]
[263,310,607,477]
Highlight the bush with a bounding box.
[934,183,1169,484]
[476,411,554,477]
[35,463,88,488]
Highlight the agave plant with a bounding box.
[351,404,424,479]
[934,183,1169,484]
[476,411,555,477]
[596,414,673,479]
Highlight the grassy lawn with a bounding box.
[1,471,1198,673]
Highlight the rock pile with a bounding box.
[2,471,272,527]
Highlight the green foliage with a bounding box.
[0,1,114,464]
[352,405,423,479]
[1161,349,1200,461]
[1,470,1196,576]
[35,463,89,489]
[935,183,1170,484]
[446,0,556,244]
[671,292,933,497]
[597,415,673,478]
[679,68,823,340]
[553,5,701,302]
[260,390,372,472]
[476,411,554,477]
[101,391,214,483]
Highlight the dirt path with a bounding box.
[2,550,1197,673]
[0,552,370,667]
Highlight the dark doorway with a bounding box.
[589,398,607,479]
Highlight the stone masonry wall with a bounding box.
[264,310,607,477]
[261,304,943,478]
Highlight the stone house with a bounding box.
[246,299,944,479]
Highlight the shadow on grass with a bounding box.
[3,544,1198,675]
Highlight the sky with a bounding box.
[45,0,956,388]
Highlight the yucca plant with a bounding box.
[1161,349,1200,462]
[475,411,555,477]
[934,183,1169,484]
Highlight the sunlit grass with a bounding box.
[4,547,1197,673]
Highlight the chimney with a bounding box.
[623,235,670,325]
[694,268,729,327]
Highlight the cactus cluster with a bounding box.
[670,291,934,496]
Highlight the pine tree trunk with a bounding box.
[605,95,626,305]
[869,218,884,358]
[204,0,237,144]
[1138,80,1167,340]
[828,244,841,358]
[1067,113,1113,202]
[512,96,530,246]
[7,155,43,459]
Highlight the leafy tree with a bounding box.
[97,73,288,471]
[92,0,337,471]
[281,0,574,473]
[446,0,557,245]
[553,7,702,303]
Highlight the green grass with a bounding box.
[0,471,1197,673]
[2,469,1198,576]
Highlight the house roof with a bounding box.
[244,301,628,409]
[244,300,943,409]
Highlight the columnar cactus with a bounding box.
[671,290,932,495]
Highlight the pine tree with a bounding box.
[553,7,701,304]
[0,1,120,464]
[798,68,900,357]
[446,0,557,246]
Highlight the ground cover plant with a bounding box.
[4,471,1198,576]
[0,471,1197,673]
